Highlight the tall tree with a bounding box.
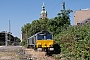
[21,23,31,39]
[30,20,41,35]
[39,18,49,30]
[48,9,73,35]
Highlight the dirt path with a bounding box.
[0,52,20,60]
[25,48,56,60]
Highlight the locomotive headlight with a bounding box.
[50,44,53,47]
[49,48,54,51]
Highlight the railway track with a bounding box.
[0,46,57,60]
[24,48,57,60]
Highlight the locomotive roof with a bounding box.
[35,30,52,35]
[28,30,52,39]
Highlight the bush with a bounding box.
[20,39,27,47]
[54,23,90,59]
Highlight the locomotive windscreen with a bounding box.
[37,33,52,40]
[46,34,52,40]
[37,34,44,40]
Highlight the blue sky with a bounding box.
[0,0,90,38]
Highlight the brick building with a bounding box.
[74,9,90,25]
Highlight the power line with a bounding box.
[49,0,63,15]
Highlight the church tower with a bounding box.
[40,2,47,19]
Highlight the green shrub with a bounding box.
[54,23,90,59]
[20,39,27,47]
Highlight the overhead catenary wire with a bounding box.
[49,0,63,15]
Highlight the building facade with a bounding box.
[0,31,15,46]
[74,9,90,25]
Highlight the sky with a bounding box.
[0,0,90,38]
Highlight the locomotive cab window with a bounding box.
[46,34,52,40]
[37,34,44,40]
